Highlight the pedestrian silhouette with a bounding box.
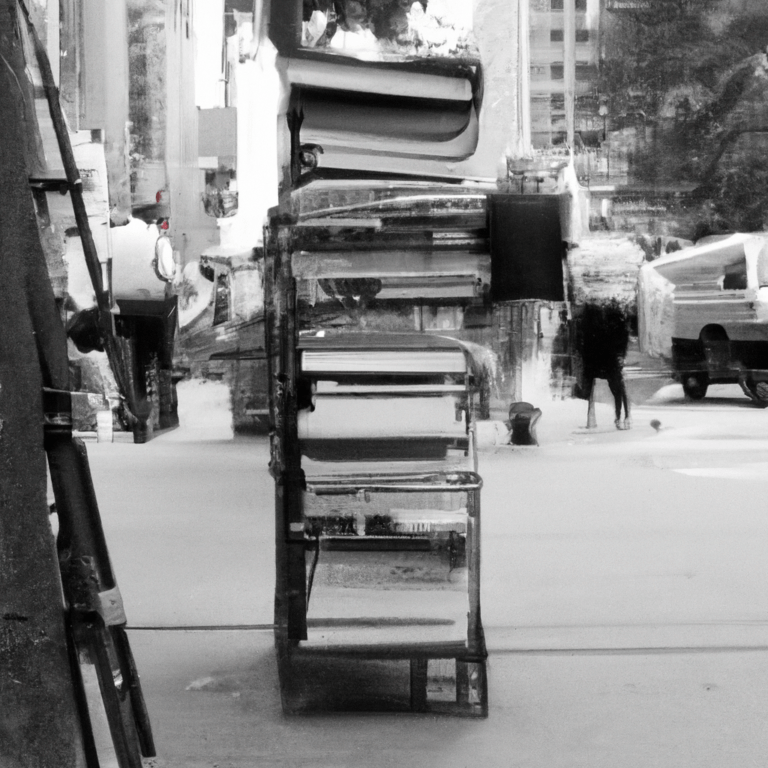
[578,299,632,430]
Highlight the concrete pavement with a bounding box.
[128,628,768,768]
[81,379,768,766]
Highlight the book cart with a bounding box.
[265,189,489,715]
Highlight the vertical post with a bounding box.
[466,486,483,656]
[511,302,523,401]
[518,0,531,154]
[520,301,538,402]
[266,218,307,642]
[0,4,86,763]
[409,659,428,712]
[564,0,576,147]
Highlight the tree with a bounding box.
[600,2,768,233]
[599,0,720,121]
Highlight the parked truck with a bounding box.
[638,232,768,405]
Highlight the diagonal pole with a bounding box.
[17,0,142,427]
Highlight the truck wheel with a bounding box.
[739,375,768,408]
[682,372,708,400]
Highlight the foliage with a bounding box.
[704,156,768,234]
[723,12,768,63]
[600,1,768,235]
[599,0,720,119]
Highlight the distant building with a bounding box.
[527,0,600,150]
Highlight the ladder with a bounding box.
[18,3,155,764]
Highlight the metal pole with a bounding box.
[564,0,576,148]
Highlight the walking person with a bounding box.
[579,299,632,430]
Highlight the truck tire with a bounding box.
[682,372,708,400]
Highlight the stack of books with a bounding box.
[298,333,472,463]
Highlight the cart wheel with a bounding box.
[739,374,768,408]
[682,372,708,400]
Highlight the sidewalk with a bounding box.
[129,627,768,768]
[84,380,768,766]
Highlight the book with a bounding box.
[297,396,466,440]
[300,275,484,301]
[314,382,466,395]
[293,249,490,281]
[286,56,474,101]
[301,348,468,374]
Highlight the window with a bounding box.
[552,0,587,10]
[550,29,590,43]
[546,64,594,82]
[420,306,464,332]
[606,0,650,8]
[722,261,748,291]
[575,63,597,81]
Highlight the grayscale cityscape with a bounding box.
[3,1,768,765]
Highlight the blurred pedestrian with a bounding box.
[579,299,632,430]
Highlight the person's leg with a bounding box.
[606,375,621,428]
[586,376,598,429]
[620,371,632,429]
[608,371,631,429]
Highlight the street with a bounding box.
[84,378,768,767]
